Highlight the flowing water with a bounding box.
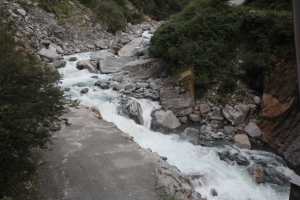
[58,52,300,200]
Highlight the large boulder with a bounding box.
[99,57,135,74]
[234,134,251,150]
[150,109,181,133]
[90,51,114,61]
[244,122,263,138]
[38,46,60,61]
[116,98,144,125]
[160,69,195,116]
[53,60,67,69]
[122,58,165,79]
[76,60,97,73]
[118,37,144,57]
[222,103,255,125]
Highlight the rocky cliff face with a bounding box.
[258,55,300,175]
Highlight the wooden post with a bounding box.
[292,0,300,101]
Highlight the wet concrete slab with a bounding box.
[37,106,162,200]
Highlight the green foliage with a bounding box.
[243,0,292,11]
[149,0,294,96]
[150,0,245,96]
[78,0,132,32]
[0,7,70,198]
[0,196,12,200]
[130,0,191,20]
[38,0,71,15]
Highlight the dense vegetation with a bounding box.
[0,7,70,199]
[243,0,292,10]
[149,0,294,96]
[129,0,191,20]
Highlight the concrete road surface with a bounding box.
[37,106,162,200]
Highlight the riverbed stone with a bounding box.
[80,88,89,94]
[160,69,195,116]
[90,51,114,61]
[116,97,144,125]
[183,127,200,135]
[122,58,165,79]
[38,46,60,62]
[151,109,181,133]
[99,56,135,74]
[234,134,251,150]
[53,60,67,69]
[244,122,263,138]
[188,114,201,122]
[76,60,97,73]
[118,37,143,57]
[199,104,211,114]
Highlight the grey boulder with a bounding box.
[151,109,181,133]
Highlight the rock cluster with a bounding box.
[217,149,289,186]
[155,157,204,200]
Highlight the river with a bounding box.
[58,51,299,200]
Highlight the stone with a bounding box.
[116,98,144,125]
[136,82,150,89]
[90,106,102,119]
[244,122,263,138]
[151,109,181,133]
[183,127,200,135]
[69,57,78,61]
[53,60,67,69]
[76,60,97,73]
[188,114,201,122]
[17,9,26,16]
[179,116,188,123]
[252,166,265,184]
[90,51,114,61]
[254,96,261,105]
[50,43,64,54]
[224,126,236,134]
[118,37,143,57]
[210,188,218,196]
[80,88,89,94]
[234,134,251,150]
[122,58,165,79]
[100,83,109,89]
[38,46,60,62]
[199,104,211,114]
[99,57,135,74]
[222,104,251,125]
[160,69,195,116]
[94,40,107,49]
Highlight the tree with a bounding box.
[0,8,71,198]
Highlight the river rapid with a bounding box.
[58,51,299,200]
